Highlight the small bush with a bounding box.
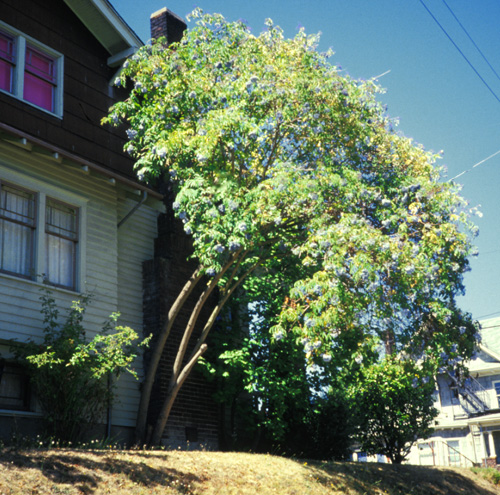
[11,289,149,443]
[470,466,500,485]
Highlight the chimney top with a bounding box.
[150,7,186,44]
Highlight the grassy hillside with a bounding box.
[0,449,499,495]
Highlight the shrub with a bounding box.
[11,289,149,443]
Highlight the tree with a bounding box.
[350,357,438,464]
[104,10,479,445]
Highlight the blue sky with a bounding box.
[115,1,500,321]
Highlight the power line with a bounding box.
[448,148,500,182]
[440,0,500,85]
[419,0,500,106]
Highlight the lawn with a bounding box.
[0,448,499,495]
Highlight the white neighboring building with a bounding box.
[408,316,500,467]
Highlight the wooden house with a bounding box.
[408,316,500,468]
[0,0,219,447]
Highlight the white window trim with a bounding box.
[0,165,86,292]
[492,380,500,408]
[0,20,64,118]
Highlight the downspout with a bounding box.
[109,189,148,438]
[118,190,148,228]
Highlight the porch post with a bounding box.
[488,431,496,460]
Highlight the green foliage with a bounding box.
[470,467,500,486]
[12,289,148,442]
[104,10,481,445]
[350,356,438,464]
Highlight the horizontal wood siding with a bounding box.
[0,139,160,428]
[0,0,136,178]
[112,195,160,427]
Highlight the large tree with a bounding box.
[104,10,479,446]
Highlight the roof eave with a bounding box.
[63,0,143,65]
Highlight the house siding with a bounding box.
[0,0,134,178]
[0,137,161,431]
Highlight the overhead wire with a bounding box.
[448,148,500,182]
[440,0,500,85]
[418,0,500,105]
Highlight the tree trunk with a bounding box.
[135,266,203,444]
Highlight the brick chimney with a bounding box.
[150,7,187,43]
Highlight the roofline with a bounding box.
[479,343,500,364]
[97,0,144,46]
[63,0,143,66]
[0,122,162,200]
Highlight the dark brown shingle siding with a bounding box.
[0,0,136,179]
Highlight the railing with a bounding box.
[448,372,491,417]
[418,440,479,467]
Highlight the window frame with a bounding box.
[0,170,85,293]
[492,380,500,408]
[0,359,32,412]
[44,197,79,290]
[0,20,64,118]
[0,180,37,279]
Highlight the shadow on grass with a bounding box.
[302,460,499,495]
[0,449,204,494]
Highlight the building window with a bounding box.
[0,181,79,291]
[0,21,63,117]
[0,31,14,93]
[0,183,35,277]
[0,361,31,411]
[447,440,461,467]
[24,46,57,112]
[45,199,78,289]
[493,381,500,407]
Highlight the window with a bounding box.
[45,199,78,289]
[0,361,31,411]
[0,181,79,290]
[447,440,461,466]
[24,46,57,112]
[493,380,500,407]
[0,184,35,277]
[0,31,14,93]
[0,21,63,117]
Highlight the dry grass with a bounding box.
[0,448,499,495]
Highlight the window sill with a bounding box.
[0,271,81,296]
[0,409,42,418]
[0,87,63,119]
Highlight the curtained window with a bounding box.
[45,199,78,290]
[0,183,35,277]
[0,182,79,290]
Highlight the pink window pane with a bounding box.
[24,46,55,112]
[24,72,54,111]
[25,47,55,82]
[0,32,14,93]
